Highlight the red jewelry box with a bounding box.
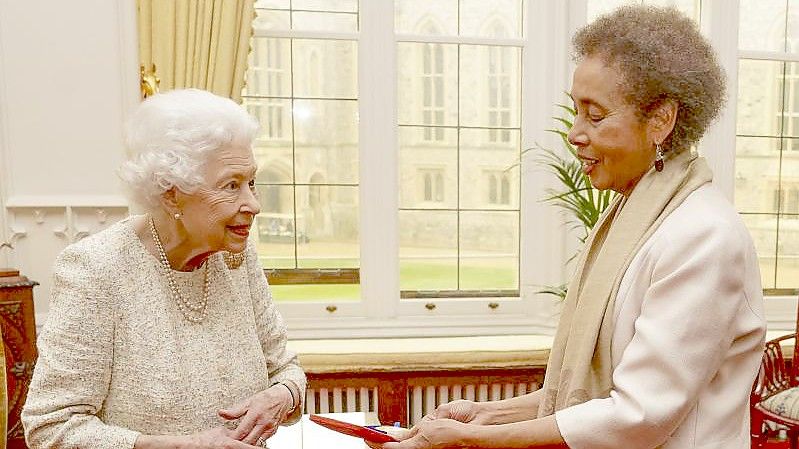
[309,414,399,443]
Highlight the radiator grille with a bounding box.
[408,381,539,425]
[304,387,378,414]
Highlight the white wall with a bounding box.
[0,0,139,323]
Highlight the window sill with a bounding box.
[291,334,553,374]
[292,330,793,374]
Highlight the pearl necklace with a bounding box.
[148,216,210,323]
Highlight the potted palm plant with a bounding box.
[529,104,615,298]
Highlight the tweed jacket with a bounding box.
[22,217,306,449]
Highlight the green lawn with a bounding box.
[267,259,518,302]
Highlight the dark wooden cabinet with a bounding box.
[0,269,38,449]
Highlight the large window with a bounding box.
[244,0,361,302]
[243,0,545,338]
[396,0,523,298]
[242,0,793,338]
[737,0,799,293]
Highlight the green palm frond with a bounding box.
[520,103,616,299]
[535,283,568,298]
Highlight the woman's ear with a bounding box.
[159,187,181,216]
[649,99,678,144]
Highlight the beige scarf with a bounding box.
[538,149,713,417]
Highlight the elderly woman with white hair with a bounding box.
[22,89,306,449]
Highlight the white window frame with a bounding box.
[254,0,571,339]
[265,0,776,339]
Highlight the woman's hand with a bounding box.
[218,384,294,446]
[432,400,491,424]
[366,418,470,449]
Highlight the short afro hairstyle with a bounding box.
[573,5,726,153]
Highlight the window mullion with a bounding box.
[359,0,399,319]
[699,0,740,201]
[518,0,572,328]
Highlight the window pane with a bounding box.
[459,0,523,38]
[739,0,787,52]
[735,137,781,213]
[256,185,296,268]
[295,185,359,268]
[588,0,699,23]
[459,45,520,128]
[253,9,291,32]
[243,2,359,293]
[293,40,357,99]
[737,59,784,137]
[256,0,289,8]
[398,42,458,126]
[789,2,799,52]
[783,62,799,138]
[459,129,520,210]
[249,98,292,140]
[399,126,458,209]
[782,139,799,212]
[778,214,799,288]
[293,0,357,13]
[292,11,358,32]
[645,0,698,18]
[293,99,358,184]
[459,211,519,290]
[396,5,522,297]
[400,210,458,290]
[587,0,635,22]
[742,214,778,289]
[395,0,458,35]
[245,38,291,97]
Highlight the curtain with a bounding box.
[137,0,255,102]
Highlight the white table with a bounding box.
[266,412,376,448]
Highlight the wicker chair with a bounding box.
[751,332,799,448]
[752,295,799,449]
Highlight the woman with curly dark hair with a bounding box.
[371,5,765,449]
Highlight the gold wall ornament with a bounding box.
[140,63,160,99]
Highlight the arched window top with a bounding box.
[310,172,325,184]
[416,17,443,35]
[258,162,292,184]
[481,17,510,39]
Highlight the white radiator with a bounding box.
[408,381,539,425]
[304,387,378,414]
[304,380,539,425]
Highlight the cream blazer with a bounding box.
[555,183,766,449]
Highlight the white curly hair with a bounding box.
[119,89,259,209]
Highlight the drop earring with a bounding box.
[174,212,182,220]
[654,143,664,172]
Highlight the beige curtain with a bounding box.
[137,0,255,102]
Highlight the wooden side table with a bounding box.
[0,269,38,449]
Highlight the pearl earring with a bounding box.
[174,212,182,220]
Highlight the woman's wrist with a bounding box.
[277,382,298,412]
[478,400,502,425]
